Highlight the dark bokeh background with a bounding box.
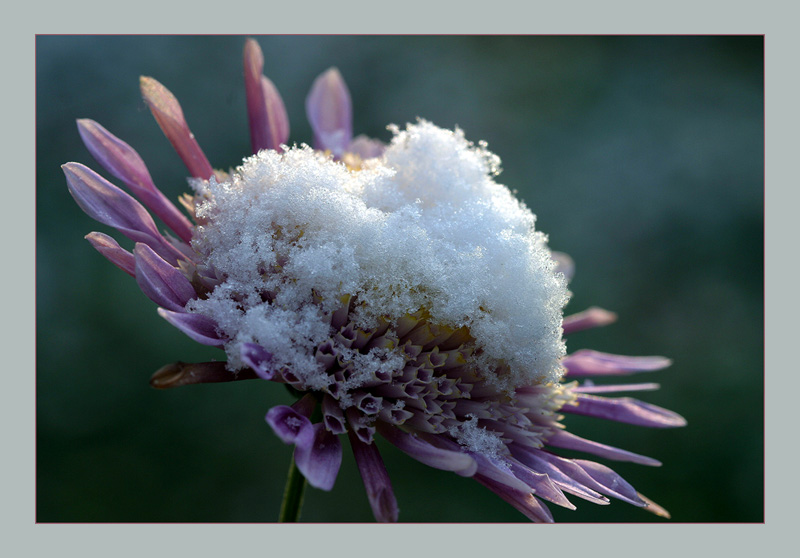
[36,35,763,523]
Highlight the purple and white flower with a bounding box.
[64,38,685,522]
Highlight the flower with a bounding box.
[63,38,686,523]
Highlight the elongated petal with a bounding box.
[475,476,554,523]
[376,423,477,477]
[348,431,399,522]
[306,67,352,157]
[572,382,661,394]
[157,308,224,347]
[506,458,575,509]
[572,459,646,507]
[85,232,135,276]
[638,492,671,518]
[532,451,644,507]
[64,162,183,263]
[544,430,662,466]
[150,361,258,389]
[134,243,197,311]
[294,423,342,491]
[265,404,314,444]
[243,39,289,153]
[240,342,276,380]
[77,119,194,242]
[562,394,687,428]
[510,446,610,505]
[140,76,215,180]
[563,349,672,377]
[562,307,617,335]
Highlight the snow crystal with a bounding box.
[187,120,569,391]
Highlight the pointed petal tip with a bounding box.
[638,492,671,518]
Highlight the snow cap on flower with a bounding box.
[187,120,570,396]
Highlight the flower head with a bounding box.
[64,39,685,522]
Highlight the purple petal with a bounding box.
[150,361,258,389]
[322,394,347,435]
[562,394,687,428]
[347,135,385,159]
[510,445,610,505]
[240,342,276,380]
[85,232,135,276]
[506,458,575,509]
[265,404,314,444]
[562,307,617,335]
[348,431,399,522]
[563,349,672,377]
[140,76,215,180]
[572,459,646,507]
[77,119,194,243]
[572,382,661,394]
[306,67,352,157]
[134,243,197,312]
[157,308,225,347]
[64,162,184,264]
[551,251,574,282]
[544,429,662,467]
[376,423,477,477]
[243,39,289,153]
[475,476,554,523]
[294,423,342,491]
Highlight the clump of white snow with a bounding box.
[187,120,569,391]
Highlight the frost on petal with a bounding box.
[240,342,275,380]
[265,404,313,444]
[377,423,477,477]
[294,423,342,491]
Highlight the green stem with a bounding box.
[278,453,307,522]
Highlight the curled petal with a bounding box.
[376,423,477,477]
[157,308,225,347]
[243,39,289,153]
[506,458,574,509]
[140,76,215,180]
[348,431,399,522]
[306,67,352,157]
[266,404,314,445]
[562,394,687,428]
[562,307,617,335]
[545,429,662,467]
[240,342,275,380]
[564,349,672,377]
[77,119,194,243]
[85,232,135,276]
[150,361,258,389]
[134,243,197,312]
[64,162,183,263]
[294,423,342,491]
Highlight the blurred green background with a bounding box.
[36,35,763,523]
